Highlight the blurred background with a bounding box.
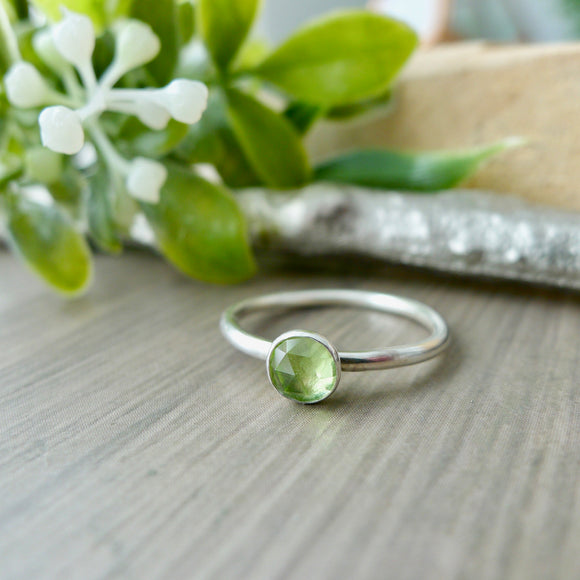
[261,0,580,43]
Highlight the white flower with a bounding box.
[158,80,209,125]
[32,30,70,74]
[39,106,85,155]
[106,80,209,128]
[41,12,209,134]
[107,99,171,130]
[134,102,172,130]
[126,158,168,204]
[13,10,209,204]
[113,20,161,78]
[52,10,95,71]
[5,63,53,108]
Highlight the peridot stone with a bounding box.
[268,335,338,403]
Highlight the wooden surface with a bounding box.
[1,251,579,580]
[308,42,580,211]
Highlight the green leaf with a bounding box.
[234,37,269,71]
[4,0,27,20]
[0,147,23,187]
[178,0,195,45]
[121,118,189,158]
[12,0,29,19]
[225,88,311,189]
[92,30,116,79]
[88,166,122,254]
[198,0,261,71]
[111,0,132,18]
[5,194,93,295]
[326,89,392,120]
[254,11,417,107]
[562,0,580,36]
[175,90,259,188]
[25,148,63,185]
[284,102,324,135]
[313,141,520,191]
[0,114,25,185]
[130,0,179,85]
[30,0,132,27]
[30,0,108,28]
[47,166,85,211]
[142,165,256,284]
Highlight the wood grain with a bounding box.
[1,252,579,580]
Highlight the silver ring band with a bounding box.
[220,289,450,403]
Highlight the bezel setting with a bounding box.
[266,330,342,404]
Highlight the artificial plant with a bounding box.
[0,0,507,295]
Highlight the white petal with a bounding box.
[52,10,95,69]
[126,158,167,204]
[160,80,209,124]
[39,106,85,155]
[5,63,52,108]
[115,20,161,74]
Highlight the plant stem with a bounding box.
[62,68,85,103]
[87,121,129,176]
[86,120,137,233]
[0,2,20,69]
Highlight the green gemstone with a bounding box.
[268,335,338,403]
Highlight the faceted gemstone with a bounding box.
[268,336,338,403]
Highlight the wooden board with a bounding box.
[1,252,579,579]
[308,42,580,211]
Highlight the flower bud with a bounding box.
[5,63,52,108]
[159,80,209,124]
[39,106,85,155]
[115,20,161,75]
[135,101,171,130]
[33,30,69,73]
[52,10,95,69]
[126,158,167,204]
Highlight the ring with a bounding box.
[220,289,450,404]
